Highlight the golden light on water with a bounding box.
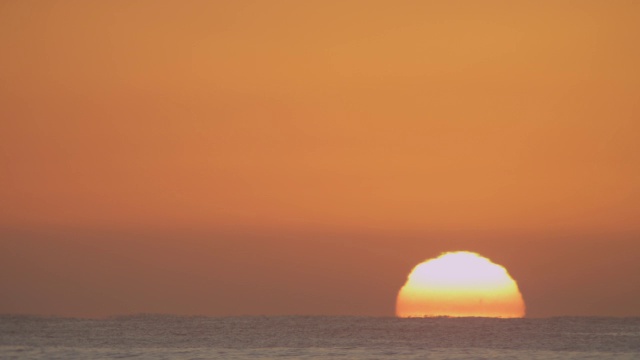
[396,251,525,318]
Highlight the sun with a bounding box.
[396,251,525,318]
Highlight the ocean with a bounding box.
[1,315,638,359]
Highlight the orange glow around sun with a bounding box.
[396,251,525,318]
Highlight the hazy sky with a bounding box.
[1,1,639,318]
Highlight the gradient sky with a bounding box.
[1,0,639,318]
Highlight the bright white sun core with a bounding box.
[396,251,525,318]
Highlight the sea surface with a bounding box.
[1,315,639,359]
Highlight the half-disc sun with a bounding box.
[396,251,525,318]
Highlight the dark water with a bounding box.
[1,315,639,359]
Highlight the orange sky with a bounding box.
[1,1,639,317]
